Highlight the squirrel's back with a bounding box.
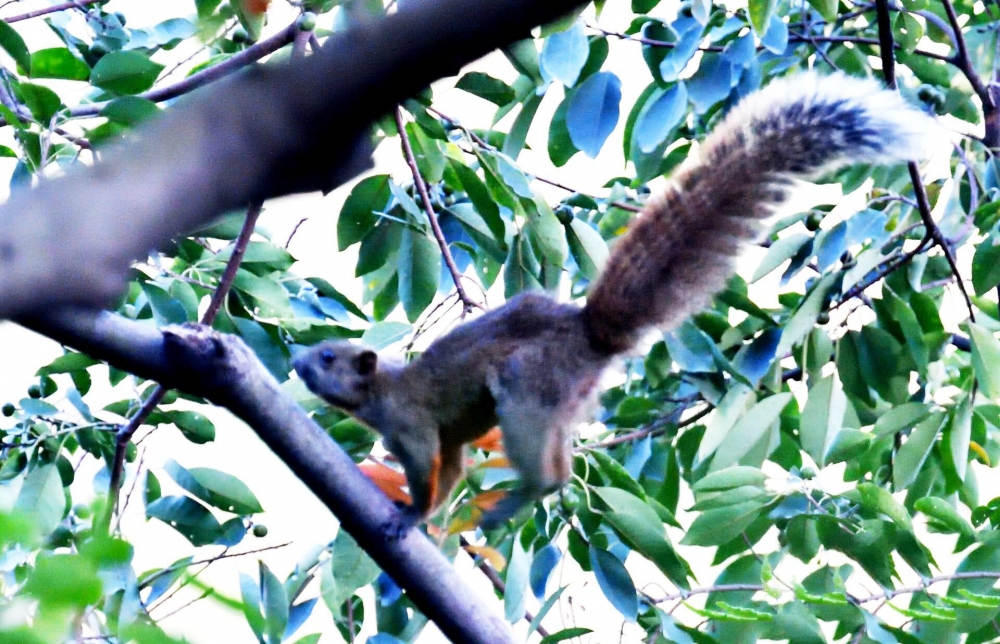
[583,72,938,355]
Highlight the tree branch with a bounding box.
[0,0,589,319]
[873,0,975,322]
[20,309,515,644]
[4,0,101,23]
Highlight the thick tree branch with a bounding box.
[21,309,514,644]
[0,0,588,319]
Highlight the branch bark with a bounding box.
[0,0,586,318]
[21,309,514,644]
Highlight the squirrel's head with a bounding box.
[293,341,378,412]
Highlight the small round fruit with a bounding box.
[297,11,317,31]
[252,524,268,538]
[27,385,41,399]
[559,488,580,514]
[2,403,15,417]
[805,211,823,232]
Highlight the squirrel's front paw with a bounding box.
[381,504,421,541]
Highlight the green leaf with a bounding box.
[635,83,687,154]
[30,48,89,81]
[450,163,506,243]
[748,0,777,36]
[699,384,755,461]
[775,273,836,356]
[234,269,291,317]
[856,482,912,530]
[196,0,223,18]
[504,541,531,622]
[164,460,263,515]
[773,602,825,644]
[14,465,66,535]
[592,487,690,587]
[397,229,440,322]
[16,83,62,124]
[164,410,216,444]
[260,561,289,644]
[360,321,411,349]
[970,323,1000,400]
[455,72,515,106]
[943,399,972,489]
[566,71,621,158]
[540,21,589,87]
[326,530,380,608]
[338,175,392,250]
[524,196,569,268]
[800,375,847,466]
[37,352,98,375]
[548,90,579,166]
[872,402,931,438]
[502,90,543,160]
[914,497,975,538]
[406,121,445,183]
[539,628,594,644]
[240,573,266,640]
[682,499,768,546]
[566,218,608,279]
[91,51,164,95]
[893,412,945,490]
[25,554,102,608]
[711,393,792,471]
[752,233,810,282]
[806,0,838,21]
[0,21,29,74]
[693,466,768,492]
[100,96,160,126]
[146,496,223,546]
[589,546,638,622]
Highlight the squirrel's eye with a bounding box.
[320,348,336,365]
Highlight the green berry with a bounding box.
[297,11,317,31]
[252,524,268,537]
[2,403,15,416]
[27,385,40,399]
[804,211,823,232]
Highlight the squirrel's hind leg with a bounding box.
[480,371,576,529]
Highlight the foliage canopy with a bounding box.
[1,0,1000,642]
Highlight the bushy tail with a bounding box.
[583,71,939,355]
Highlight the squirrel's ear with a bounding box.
[355,350,378,375]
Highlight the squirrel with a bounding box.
[293,71,936,534]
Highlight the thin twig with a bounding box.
[533,174,643,212]
[940,0,993,109]
[4,0,100,22]
[141,541,292,588]
[394,107,479,314]
[27,24,297,126]
[578,404,711,452]
[873,0,975,323]
[285,217,308,249]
